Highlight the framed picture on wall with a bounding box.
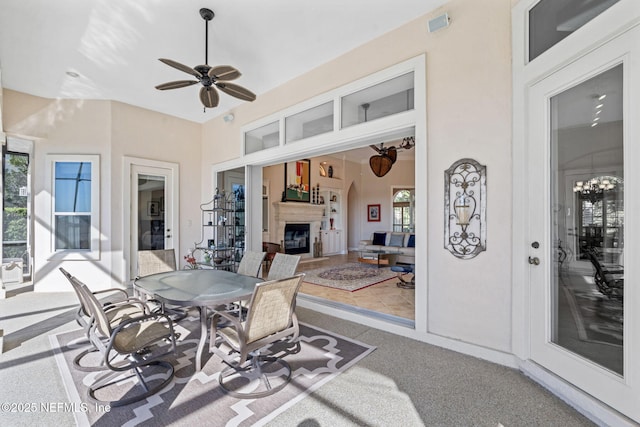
[368,204,380,222]
[148,201,160,217]
[284,159,311,202]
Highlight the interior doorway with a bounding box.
[260,135,416,323]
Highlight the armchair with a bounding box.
[266,252,300,280]
[209,274,304,398]
[76,274,177,406]
[585,248,623,301]
[236,250,266,277]
[136,249,187,321]
[136,249,176,278]
[60,268,149,372]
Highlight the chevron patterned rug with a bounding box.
[50,313,375,426]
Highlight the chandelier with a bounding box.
[573,176,620,203]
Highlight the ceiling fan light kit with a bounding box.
[155,8,256,110]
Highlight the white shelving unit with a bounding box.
[318,188,344,255]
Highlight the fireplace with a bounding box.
[272,202,324,258]
[284,223,310,255]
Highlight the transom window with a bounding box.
[529,0,621,61]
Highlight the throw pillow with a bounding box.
[407,234,415,248]
[372,232,386,245]
[389,233,405,247]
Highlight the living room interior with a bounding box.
[218,134,417,322]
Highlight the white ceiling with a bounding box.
[0,0,448,124]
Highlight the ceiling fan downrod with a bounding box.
[199,8,214,65]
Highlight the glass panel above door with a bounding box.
[529,0,620,61]
[244,121,280,155]
[550,64,623,374]
[341,72,414,128]
[285,101,333,143]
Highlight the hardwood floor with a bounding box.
[289,251,415,320]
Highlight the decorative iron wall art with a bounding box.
[444,158,486,259]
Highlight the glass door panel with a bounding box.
[138,174,167,251]
[549,64,623,374]
[2,149,31,283]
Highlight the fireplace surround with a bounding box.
[273,202,324,258]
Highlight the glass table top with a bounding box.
[134,269,263,307]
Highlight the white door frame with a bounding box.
[518,20,640,424]
[123,157,179,281]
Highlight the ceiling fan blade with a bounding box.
[200,86,220,108]
[155,80,199,90]
[215,82,256,102]
[158,58,202,78]
[208,65,241,81]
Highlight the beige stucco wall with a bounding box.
[201,0,513,352]
[109,101,202,276]
[3,90,201,290]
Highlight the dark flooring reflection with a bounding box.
[555,262,623,375]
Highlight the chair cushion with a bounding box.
[113,321,172,353]
[389,233,405,247]
[372,232,386,245]
[407,234,415,248]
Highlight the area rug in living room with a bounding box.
[302,262,397,291]
[50,315,375,427]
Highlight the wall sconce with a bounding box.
[444,158,486,259]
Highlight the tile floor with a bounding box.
[287,251,415,320]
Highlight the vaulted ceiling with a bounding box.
[0,0,448,123]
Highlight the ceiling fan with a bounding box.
[155,8,256,109]
[369,137,415,177]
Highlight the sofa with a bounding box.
[359,231,415,264]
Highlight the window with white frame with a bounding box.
[392,188,414,232]
[48,154,100,259]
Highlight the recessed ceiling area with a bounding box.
[0,0,448,123]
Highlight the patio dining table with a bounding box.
[134,269,263,371]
